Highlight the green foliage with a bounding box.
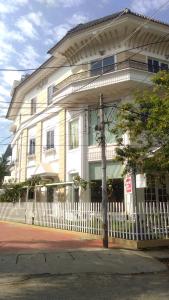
[112,71,169,174]
[0,154,9,187]
[26,176,43,186]
[0,175,44,202]
[73,175,88,190]
[0,181,26,202]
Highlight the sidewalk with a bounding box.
[0,248,168,278]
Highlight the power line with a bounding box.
[1,36,169,111]
[0,35,169,73]
[1,2,169,73]
[4,7,169,146]
[0,37,168,76]
[0,105,118,148]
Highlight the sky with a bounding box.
[1,0,169,155]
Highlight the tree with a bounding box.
[0,154,9,187]
[112,70,169,175]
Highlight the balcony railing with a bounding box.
[53,59,152,97]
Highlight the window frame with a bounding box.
[47,85,55,105]
[69,118,79,150]
[30,98,36,115]
[148,58,168,73]
[46,130,55,150]
[29,138,36,155]
[90,55,115,77]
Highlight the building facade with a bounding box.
[6,9,169,207]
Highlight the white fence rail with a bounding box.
[0,202,169,241]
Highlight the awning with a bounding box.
[33,163,58,177]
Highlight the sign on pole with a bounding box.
[136,174,147,188]
[125,176,132,193]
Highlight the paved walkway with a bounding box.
[0,221,108,252]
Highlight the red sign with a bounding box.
[125,176,132,193]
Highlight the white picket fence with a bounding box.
[0,201,169,241]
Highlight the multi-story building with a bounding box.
[6,9,169,206]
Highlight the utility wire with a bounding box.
[1,2,169,73]
[0,36,168,73]
[3,4,169,148]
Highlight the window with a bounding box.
[103,56,115,73]
[46,130,54,150]
[91,60,102,76]
[90,179,124,203]
[89,106,117,145]
[148,58,168,73]
[91,55,115,76]
[31,98,36,115]
[47,85,55,105]
[144,175,168,203]
[161,63,168,71]
[69,119,79,149]
[29,138,35,155]
[89,162,124,203]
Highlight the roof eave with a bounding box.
[47,8,169,55]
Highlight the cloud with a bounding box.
[0,99,9,116]
[16,11,51,39]
[37,0,84,7]
[0,21,24,65]
[16,18,38,39]
[17,45,40,68]
[0,40,16,65]
[1,69,21,87]
[28,11,50,27]
[53,23,71,40]
[0,85,10,97]
[130,0,169,14]
[69,13,89,24]
[51,13,89,40]
[0,21,25,42]
[0,0,28,15]
[0,67,21,117]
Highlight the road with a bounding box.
[0,272,169,300]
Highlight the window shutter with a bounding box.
[47,85,54,105]
[31,98,36,115]
[29,138,35,155]
[51,130,54,148]
[46,130,54,149]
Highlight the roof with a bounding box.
[3,145,12,159]
[48,8,169,54]
[7,8,169,119]
[6,55,55,119]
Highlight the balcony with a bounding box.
[52,59,152,101]
[88,145,117,161]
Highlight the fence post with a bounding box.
[32,186,37,225]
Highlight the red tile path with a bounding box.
[0,221,116,252]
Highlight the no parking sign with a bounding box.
[125,176,132,194]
